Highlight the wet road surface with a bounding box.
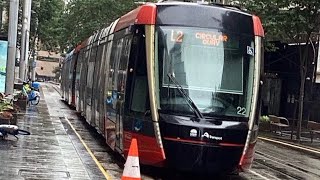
[0,85,105,179]
[2,82,319,180]
[46,83,320,179]
[252,140,320,180]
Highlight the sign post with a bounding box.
[0,40,8,92]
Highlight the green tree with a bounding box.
[52,66,61,82]
[30,0,65,52]
[0,0,9,36]
[234,0,320,140]
[60,0,137,51]
[3,0,152,52]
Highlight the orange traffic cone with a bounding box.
[121,138,141,180]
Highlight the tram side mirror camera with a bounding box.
[15,58,20,66]
[128,24,137,33]
[260,73,266,86]
[260,80,264,85]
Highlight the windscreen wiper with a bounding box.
[167,73,204,119]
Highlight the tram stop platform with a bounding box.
[259,129,320,157]
[0,83,118,180]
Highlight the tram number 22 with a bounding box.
[171,30,184,43]
[237,106,246,115]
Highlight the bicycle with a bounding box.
[28,89,40,105]
[0,124,31,140]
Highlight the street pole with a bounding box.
[31,12,38,82]
[5,0,20,95]
[19,0,31,81]
[25,0,32,80]
[31,51,36,81]
[0,4,3,29]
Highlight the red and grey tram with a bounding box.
[61,1,264,174]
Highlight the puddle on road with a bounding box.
[18,169,70,178]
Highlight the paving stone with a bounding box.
[0,86,109,180]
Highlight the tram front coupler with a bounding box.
[0,124,31,139]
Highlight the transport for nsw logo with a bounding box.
[189,129,223,140]
[189,129,198,137]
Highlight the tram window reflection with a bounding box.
[129,28,149,114]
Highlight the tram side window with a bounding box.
[76,51,83,75]
[87,46,97,88]
[68,60,72,80]
[81,49,88,85]
[108,43,116,88]
[118,36,132,100]
[81,49,90,86]
[104,41,113,97]
[105,34,125,113]
[109,39,123,91]
[130,30,149,113]
[93,44,105,95]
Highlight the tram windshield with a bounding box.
[156,26,255,118]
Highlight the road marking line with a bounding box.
[64,116,112,180]
[258,137,320,155]
[262,172,281,180]
[249,170,271,180]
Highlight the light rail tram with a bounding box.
[61,1,264,174]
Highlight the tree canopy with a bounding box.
[234,0,320,42]
[24,0,139,52]
[30,0,65,52]
[0,0,157,52]
[234,0,320,140]
[16,0,320,52]
[60,0,137,52]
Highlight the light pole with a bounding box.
[5,0,19,95]
[19,0,32,81]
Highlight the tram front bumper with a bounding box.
[163,139,243,174]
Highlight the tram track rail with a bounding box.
[254,158,302,180]
[258,136,320,156]
[254,150,320,180]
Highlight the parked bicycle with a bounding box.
[23,81,40,105]
[0,124,31,140]
[31,81,40,92]
[28,89,40,105]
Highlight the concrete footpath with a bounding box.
[0,85,106,179]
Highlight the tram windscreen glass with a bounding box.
[156,26,255,118]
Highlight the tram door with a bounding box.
[122,26,166,164]
[123,28,149,149]
[117,36,132,151]
[107,32,133,152]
